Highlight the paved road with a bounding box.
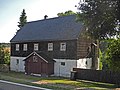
[0,80,51,90]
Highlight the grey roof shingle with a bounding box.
[10,15,84,42]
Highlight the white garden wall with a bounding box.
[10,56,26,72]
[77,58,92,69]
[54,59,77,77]
[54,58,92,77]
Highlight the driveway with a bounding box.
[0,80,51,90]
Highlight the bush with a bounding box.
[105,39,120,72]
[0,44,10,65]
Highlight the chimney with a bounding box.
[44,15,48,19]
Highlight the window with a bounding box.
[61,62,65,66]
[60,43,66,51]
[16,59,19,65]
[16,44,19,51]
[34,43,38,51]
[23,44,27,51]
[48,43,53,51]
[33,56,38,62]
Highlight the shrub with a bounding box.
[105,39,120,72]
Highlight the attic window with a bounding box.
[33,56,38,62]
[48,43,53,51]
[16,44,19,51]
[34,43,38,51]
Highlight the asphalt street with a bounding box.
[0,80,51,90]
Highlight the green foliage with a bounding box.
[18,9,27,29]
[0,44,10,65]
[0,45,5,64]
[77,0,120,71]
[4,49,10,65]
[77,0,120,40]
[99,40,109,70]
[57,10,76,17]
[99,49,103,70]
[105,39,120,71]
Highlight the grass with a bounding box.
[0,71,118,90]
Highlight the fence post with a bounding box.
[70,71,77,80]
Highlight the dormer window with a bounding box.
[16,44,19,51]
[23,44,27,51]
[34,43,38,51]
[48,43,53,51]
[60,42,66,51]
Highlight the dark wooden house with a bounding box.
[10,15,95,77]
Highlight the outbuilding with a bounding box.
[24,51,54,75]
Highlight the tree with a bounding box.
[18,9,27,29]
[57,10,76,17]
[77,0,120,40]
[105,39,120,71]
[77,0,120,70]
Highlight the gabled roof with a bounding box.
[10,15,84,42]
[24,51,55,63]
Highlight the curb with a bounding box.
[0,80,52,90]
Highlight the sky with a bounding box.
[0,0,80,43]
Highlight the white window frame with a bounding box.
[34,43,38,51]
[23,44,27,51]
[16,44,19,51]
[60,42,66,51]
[48,43,53,51]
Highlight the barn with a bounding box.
[24,51,54,75]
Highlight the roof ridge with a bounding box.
[27,15,76,24]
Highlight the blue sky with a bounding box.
[0,0,79,43]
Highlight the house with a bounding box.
[10,15,96,77]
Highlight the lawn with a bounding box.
[0,71,118,90]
